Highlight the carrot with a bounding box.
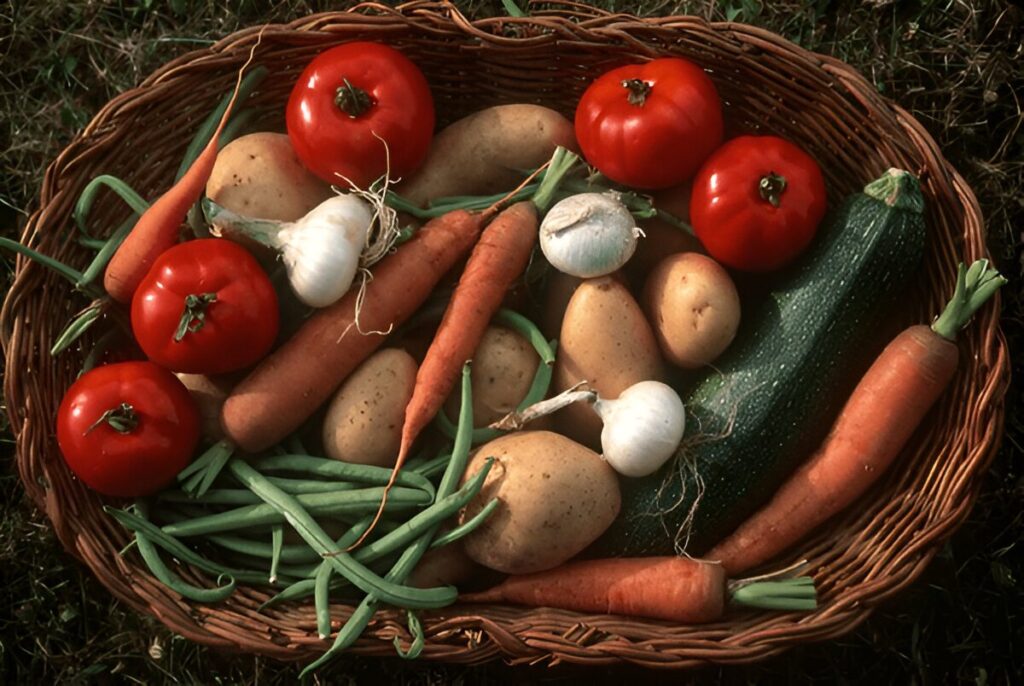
[460,557,816,622]
[707,260,1006,576]
[220,208,488,453]
[399,201,539,459]
[102,40,262,303]
[349,148,581,550]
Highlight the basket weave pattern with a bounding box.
[1,1,1009,667]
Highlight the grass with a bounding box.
[2,0,1022,683]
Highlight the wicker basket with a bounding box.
[1,0,1009,668]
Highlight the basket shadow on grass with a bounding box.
[1,0,1021,683]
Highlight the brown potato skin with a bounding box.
[553,277,663,448]
[459,431,620,574]
[174,373,233,442]
[395,105,577,208]
[206,132,332,221]
[642,252,741,369]
[408,545,480,589]
[630,183,704,276]
[321,348,418,467]
[443,326,539,428]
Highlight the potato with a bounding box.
[459,431,620,574]
[321,348,417,467]
[630,183,704,275]
[553,276,663,447]
[206,132,332,221]
[643,252,741,368]
[540,271,582,341]
[408,545,480,589]
[443,326,539,427]
[396,105,577,207]
[175,373,233,441]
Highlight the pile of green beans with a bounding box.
[107,362,495,675]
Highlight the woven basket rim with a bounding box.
[1,0,1010,670]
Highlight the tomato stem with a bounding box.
[175,292,218,342]
[621,78,653,106]
[758,172,788,208]
[335,78,373,118]
[85,402,138,435]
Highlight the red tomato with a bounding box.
[690,136,827,272]
[574,58,723,190]
[56,361,200,498]
[131,239,278,375]
[286,42,435,188]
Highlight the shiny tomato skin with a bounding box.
[131,239,278,375]
[574,58,723,190]
[286,42,435,188]
[56,361,200,498]
[690,136,827,272]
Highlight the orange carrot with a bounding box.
[345,200,538,549]
[461,557,817,622]
[350,148,580,549]
[400,201,539,458]
[221,209,488,453]
[103,42,260,303]
[707,260,1005,575]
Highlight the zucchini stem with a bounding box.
[863,168,924,214]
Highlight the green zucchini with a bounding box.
[591,169,927,558]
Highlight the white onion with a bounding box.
[593,381,686,477]
[205,193,376,308]
[275,195,373,308]
[539,192,641,278]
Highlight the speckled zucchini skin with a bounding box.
[591,173,927,558]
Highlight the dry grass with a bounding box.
[1,1,1021,683]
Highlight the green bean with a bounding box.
[315,563,333,639]
[410,452,451,480]
[129,500,236,603]
[249,454,435,499]
[175,66,268,180]
[161,486,430,537]
[177,440,233,482]
[398,446,437,474]
[180,440,235,498]
[300,596,377,678]
[393,610,425,659]
[0,237,87,289]
[434,309,555,445]
[77,217,133,287]
[429,498,499,549]
[214,549,319,580]
[300,365,478,676]
[382,190,433,219]
[227,459,456,610]
[259,517,373,609]
[263,477,359,495]
[50,304,102,356]
[206,533,319,565]
[78,236,108,250]
[211,466,491,572]
[269,524,283,583]
[74,175,150,236]
[105,506,292,587]
[345,458,494,566]
[218,106,257,149]
[160,485,424,508]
